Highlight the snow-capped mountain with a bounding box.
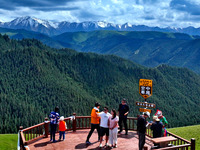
[1,16,200,36]
[1,16,57,36]
[57,21,119,33]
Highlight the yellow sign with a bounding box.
[139,79,153,99]
[135,101,156,108]
[139,108,152,113]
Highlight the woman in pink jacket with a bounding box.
[108,109,119,148]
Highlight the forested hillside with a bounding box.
[0,34,200,133]
[2,28,200,73]
[54,30,200,73]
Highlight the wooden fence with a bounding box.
[19,114,195,150]
[146,125,195,150]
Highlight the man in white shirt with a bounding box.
[97,107,111,148]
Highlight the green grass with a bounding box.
[168,125,200,150]
[0,134,18,150]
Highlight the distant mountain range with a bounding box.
[1,16,200,36]
[1,26,200,74]
[53,31,200,73]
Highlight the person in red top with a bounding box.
[59,116,67,141]
[86,102,101,144]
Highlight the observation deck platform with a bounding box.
[19,115,195,150]
[28,129,153,150]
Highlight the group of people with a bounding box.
[137,110,168,150]
[49,99,168,150]
[49,106,67,142]
[86,99,129,148]
[48,98,129,147]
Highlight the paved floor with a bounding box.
[28,129,153,150]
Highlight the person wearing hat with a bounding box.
[86,102,101,144]
[59,116,67,141]
[137,111,150,150]
[150,116,163,138]
[155,110,168,137]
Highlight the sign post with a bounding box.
[136,79,155,115]
[139,108,152,113]
[139,79,153,101]
[135,101,155,108]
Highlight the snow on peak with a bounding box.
[10,16,58,29]
[32,17,49,28]
[49,21,59,28]
[97,21,108,28]
[32,17,58,28]
[124,22,132,28]
[116,24,122,29]
[5,16,135,31]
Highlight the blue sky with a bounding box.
[0,0,200,28]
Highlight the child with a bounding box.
[59,116,67,141]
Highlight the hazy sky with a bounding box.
[0,0,200,28]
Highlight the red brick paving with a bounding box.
[28,129,153,150]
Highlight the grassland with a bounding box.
[0,134,18,150]
[168,125,200,150]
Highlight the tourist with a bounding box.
[155,110,168,136]
[86,102,101,144]
[137,112,150,150]
[108,109,119,148]
[150,115,163,148]
[150,116,163,138]
[118,98,129,135]
[59,116,67,141]
[97,107,112,148]
[49,106,60,142]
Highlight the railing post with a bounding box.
[44,117,49,138]
[191,138,195,150]
[73,113,76,132]
[19,126,25,150]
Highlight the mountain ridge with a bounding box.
[53,30,200,73]
[1,16,200,36]
[1,27,200,74]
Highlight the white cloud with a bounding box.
[0,0,200,28]
[110,0,123,4]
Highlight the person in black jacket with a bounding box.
[137,112,150,150]
[150,116,163,147]
[118,99,129,135]
[150,116,163,138]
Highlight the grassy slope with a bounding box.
[168,125,200,150]
[0,134,18,150]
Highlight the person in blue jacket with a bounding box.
[49,106,60,142]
